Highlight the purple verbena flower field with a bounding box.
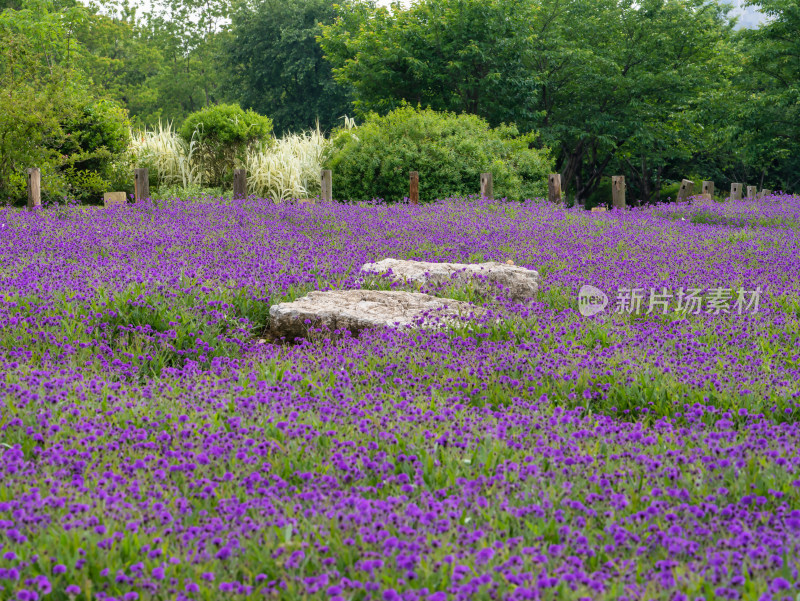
[1,195,800,601]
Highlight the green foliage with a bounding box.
[722,0,800,193]
[0,0,130,204]
[178,103,272,187]
[53,98,131,202]
[151,183,227,202]
[325,105,552,202]
[73,7,164,126]
[320,0,538,129]
[224,0,353,135]
[534,0,736,203]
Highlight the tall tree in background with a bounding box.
[732,0,800,192]
[74,3,164,124]
[0,0,130,202]
[319,0,540,130]
[536,0,736,202]
[134,0,231,124]
[83,0,232,126]
[224,0,354,134]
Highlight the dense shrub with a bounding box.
[179,103,272,187]
[325,105,552,202]
[54,98,131,203]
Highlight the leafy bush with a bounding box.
[53,98,131,203]
[325,105,552,202]
[151,184,228,202]
[179,103,272,187]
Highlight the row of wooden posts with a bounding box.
[24,167,772,210]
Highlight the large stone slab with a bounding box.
[269,289,484,339]
[360,258,540,301]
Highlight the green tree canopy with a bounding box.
[320,0,540,130]
[224,0,354,135]
[0,0,131,203]
[730,0,800,192]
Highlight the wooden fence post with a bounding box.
[320,169,332,202]
[677,179,695,202]
[26,168,41,211]
[409,171,419,205]
[746,185,757,199]
[611,176,626,209]
[548,174,562,204]
[233,169,247,200]
[702,181,714,200]
[758,189,772,199]
[134,168,149,202]
[730,183,742,201]
[480,172,493,200]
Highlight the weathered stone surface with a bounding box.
[104,191,127,207]
[360,258,540,301]
[269,289,483,339]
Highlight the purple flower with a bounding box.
[770,578,791,593]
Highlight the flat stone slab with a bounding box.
[269,289,484,339]
[360,258,540,301]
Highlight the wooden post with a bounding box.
[548,174,562,204]
[677,179,695,202]
[730,183,742,201]
[746,185,757,199]
[26,168,41,211]
[759,189,772,199]
[233,169,247,200]
[134,168,149,202]
[409,171,419,205]
[480,172,493,200]
[702,181,714,200]
[611,176,626,209]
[321,169,332,202]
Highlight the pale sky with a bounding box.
[95,0,764,29]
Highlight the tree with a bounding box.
[84,0,233,126]
[730,0,800,192]
[319,0,540,130]
[0,0,131,203]
[530,0,736,203]
[225,0,354,134]
[72,5,164,127]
